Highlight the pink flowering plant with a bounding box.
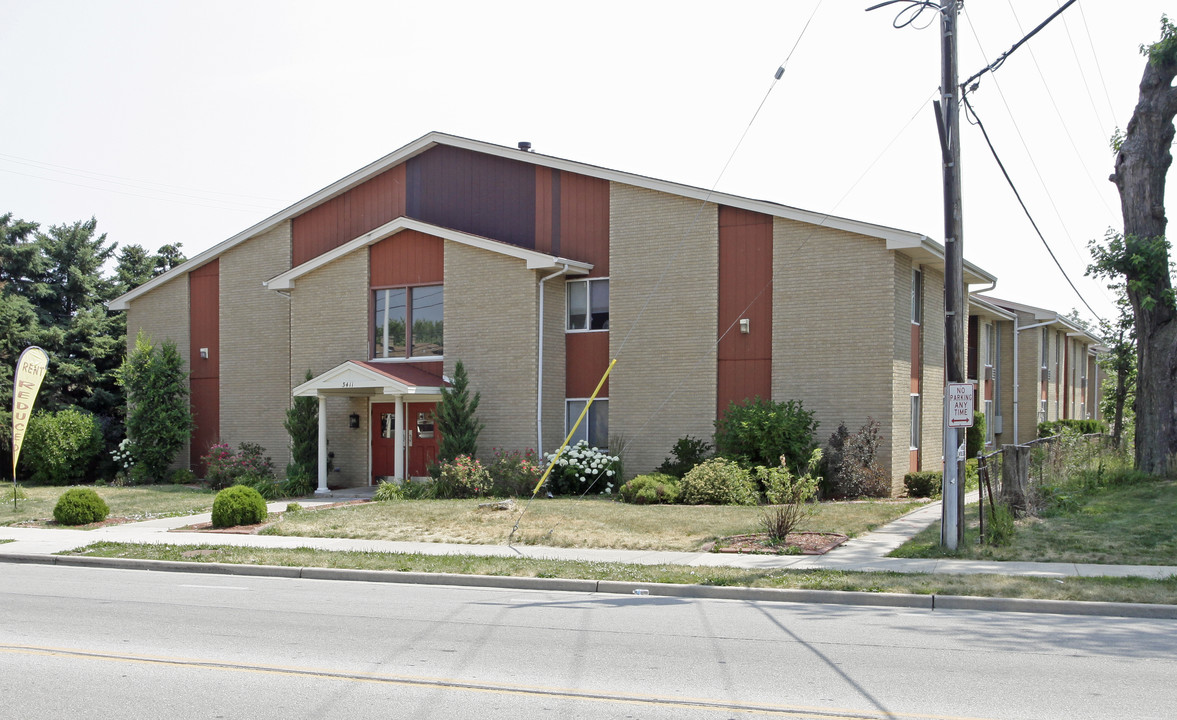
[202,441,275,490]
[486,448,543,496]
[434,454,492,499]
[542,440,620,496]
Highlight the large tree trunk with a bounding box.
[1110,39,1177,475]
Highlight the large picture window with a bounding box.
[567,278,609,331]
[566,398,608,449]
[374,285,443,359]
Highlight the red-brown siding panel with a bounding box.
[717,206,772,417]
[566,332,609,398]
[188,260,219,471]
[369,230,444,287]
[292,164,407,266]
[910,323,921,393]
[559,172,609,276]
[535,167,555,255]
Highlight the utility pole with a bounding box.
[934,0,966,549]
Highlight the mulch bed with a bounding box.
[705,531,849,555]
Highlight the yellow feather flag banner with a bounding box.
[12,346,49,479]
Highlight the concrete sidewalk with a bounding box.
[2,491,1175,580]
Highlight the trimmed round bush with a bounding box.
[53,488,110,526]
[680,458,758,505]
[619,473,680,504]
[211,485,268,528]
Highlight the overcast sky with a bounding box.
[3,0,1173,326]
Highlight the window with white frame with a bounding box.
[566,398,608,448]
[910,394,920,449]
[984,399,995,446]
[910,269,922,324]
[373,285,443,359]
[567,278,609,331]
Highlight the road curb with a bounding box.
[6,552,1176,618]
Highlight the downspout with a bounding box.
[537,265,570,455]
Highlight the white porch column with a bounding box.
[394,397,405,481]
[316,394,330,495]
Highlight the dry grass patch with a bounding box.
[259,497,926,551]
[65,541,1177,605]
[0,482,215,527]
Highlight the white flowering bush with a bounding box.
[110,438,134,471]
[543,441,621,496]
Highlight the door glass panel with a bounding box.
[381,413,395,439]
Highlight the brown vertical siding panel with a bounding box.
[369,230,444,287]
[292,164,407,266]
[406,146,536,248]
[188,260,219,470]
[566,332,609,398]
[535,166,554,254]
[559,172,609,275]
[717,206,772,417]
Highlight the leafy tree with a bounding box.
[117,331,192,482]
[284,370,319,482]
[1090,16,1177,473]
[1092,284,1137,449]
[435,360,483,462]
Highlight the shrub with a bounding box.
[284,370,319,481]
[656,435,713,479]
[211,485,268,528]
[487,448,542,497]
[822,419,891,499]
[985,503,1015,546]
[434,455,492,499]
[904,471,942,498]
[285,502,303,513]
[280,469,315,498]
[235,472,281,500]
[756,449,821,504]
[118,332,192,483]
[966,412,986,459]
[619,473,681,504]
[680,458,758,505]
[53,487,109,526]
[714,397,818,472]
[1037,419,1108,438]
[435,360,484,462]
[401,479,436,499]
[373,480,405,502]
[203,442,275,490]
[21,408,103,486]
[168,468,195,485]
[543,441,621,496]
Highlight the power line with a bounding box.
[1075,0,1120,128]
[960,0,1078,91]
[963,95,1104,324]
[1051,0,1111,143]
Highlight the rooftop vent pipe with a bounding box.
[518,141,532,152]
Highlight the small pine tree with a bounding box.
[117,331,192,482]
[435,360,483,462]
[284,369,318,480]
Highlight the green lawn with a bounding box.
[891,479,1177,565]
[0,482,216,527]
[260,497,927,551]
[67,541,1177,605]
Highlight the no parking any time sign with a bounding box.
[947,383,975,428]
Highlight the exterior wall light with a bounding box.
[349,413,360,429]
[739,318,750,334]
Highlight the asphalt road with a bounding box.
[2,564,1174,719]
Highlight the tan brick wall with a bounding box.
[995,318,1016,445]
[219,222,292,471]
[609,184,717,477]
[889,255,914,494]
[125,275,191,470]
[920,267,945,469]
[444,240,540,457]
[773,217,898,487]
[290,251,369,486]
[1012,309,1043,444]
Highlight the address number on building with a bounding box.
[947,383,975,428]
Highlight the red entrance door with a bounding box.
[407,402,439,477]
[370,402,440,482]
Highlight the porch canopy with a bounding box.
[293,360,449,494]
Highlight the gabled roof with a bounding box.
[109,131,996,310]
[292,360,449,397]
[967,295,1016,321]
[264,217,591,292]
[976,295,1103,344]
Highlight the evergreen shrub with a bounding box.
[680,458,758,505]
[619,473,680,504]
[656,436,713,479]
[211,485,268,528]
[53,487,109,525]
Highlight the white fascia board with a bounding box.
[884,234,997,285]
[967,296,1016,321]
[266,217,592,291]
[292,361,420,397]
